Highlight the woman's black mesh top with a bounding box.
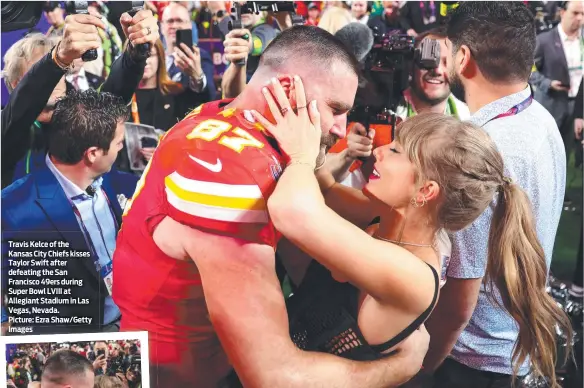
[287,260,439,361]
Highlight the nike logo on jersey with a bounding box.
[189,154,223,172]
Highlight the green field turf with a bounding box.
[551,151,583,283]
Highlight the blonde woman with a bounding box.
[251,77,573,386]
[318,6,352,35]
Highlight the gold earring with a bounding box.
[410,196,427,208]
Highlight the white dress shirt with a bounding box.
[558,25,583,98]
[66,68,90,91]
[46,155,121,324]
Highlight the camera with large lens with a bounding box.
[236,1,304,25]
[239,1,297,14]
[349,31,440,136]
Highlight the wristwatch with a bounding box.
[193,72,205,83]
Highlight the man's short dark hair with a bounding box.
[41,350,93,384]
[260,25,360,77]
[43,1,61,12]
[447,2,535,83]
[50,89,129,164]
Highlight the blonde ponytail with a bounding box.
[393,113,573,384]
[486,181,573,385]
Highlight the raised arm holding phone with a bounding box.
[1,9,159,187]
[222,28,253,98]
[173,29,205,88]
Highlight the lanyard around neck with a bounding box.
[67,188,119,270]
[485,94,533,125]
[131,94,140,124]
[26,121,44,174]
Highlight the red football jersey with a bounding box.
[112,99,286,387]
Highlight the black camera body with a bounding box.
[368,33,440,72]
[70,1,150,62]
[238,1,303,25]
[226,1,304,66]
[349,31,440,135]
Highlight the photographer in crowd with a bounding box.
[6,345,49,387]
[2,90,138,334]
[44,2,66,37]
[1,9,159,188]
[88,340,141,388]
[325,27,469,189]
[414,2,569,387]
[92,342,109,377]
[220,27,254,98]
[160,3,216,110]
[10,356,35,388]
[367,1,404,35]
[221,6,280,98]
[92,342,132,384]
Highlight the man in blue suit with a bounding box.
[2,90,138,335]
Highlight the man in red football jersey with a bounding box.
[113,26,429,387]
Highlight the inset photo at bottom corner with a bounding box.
[1,330,149,388]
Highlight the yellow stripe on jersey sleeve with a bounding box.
[164,172,268,223]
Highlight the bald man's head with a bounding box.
[41,350,94,388]
[161,3,191,50]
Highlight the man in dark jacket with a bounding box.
[2,90,138,335]
[1,9,160,188]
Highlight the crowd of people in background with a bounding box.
[0,1,582,388]
[2,1,574,176]
[5,340,142,388]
